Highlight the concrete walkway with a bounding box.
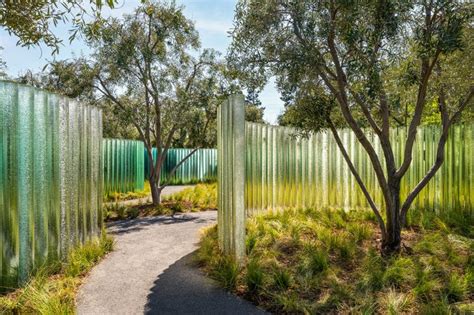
[76,211,266,315]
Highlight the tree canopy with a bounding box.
[0,0,121,54]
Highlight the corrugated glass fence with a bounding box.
[218,94,473,258]
[103,139,145,196]
[0,81,102,290]
[245,122,473,216]
[144,148,217,184]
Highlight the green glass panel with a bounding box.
[244,122,473,217]
[144,148,217,185]
[0,81,102,290]
[102,138,145,196]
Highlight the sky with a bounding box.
[0,0,284,123]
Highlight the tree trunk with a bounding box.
[381,182,402,255]
[150,177,162,206]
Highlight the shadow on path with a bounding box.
[77,211,266,315]
[144,252,267,315]
[107,212,216,236]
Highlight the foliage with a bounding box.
[0,233,113,313]
[103,203,132,221]
[244,88,266,123]
[198,208,474,314]
[245,259,264,293]
[0,0,119,54]
[230,0,474,254]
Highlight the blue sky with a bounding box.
[0,0,283,123]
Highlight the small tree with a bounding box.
[84,2,220,205]
[230,0,473,254]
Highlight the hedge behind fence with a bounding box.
[0,81,102,290]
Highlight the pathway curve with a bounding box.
[77,210,266,314]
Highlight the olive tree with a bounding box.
[85,2,221,205]
[230,0,473,254]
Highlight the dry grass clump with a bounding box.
[163,183,217,211]
[0,232,114,314]
[197,208,474,314]
[104,181,151,202]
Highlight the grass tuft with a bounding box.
[445,273,467,302]
[245,260,264,293]
[211,256,239,291]
[0,233,114,314]
[272,268,292,290]
[382,257,416,288]
[379,289,414,315]
[104,181,151,202]
[163,183,217,211]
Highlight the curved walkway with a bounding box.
[76,210,266,315]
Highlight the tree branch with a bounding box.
[328,120,386,235]
[395,3,441,179]
[400,86,473,222]
[325,8,392,209]
[160,148,198,188]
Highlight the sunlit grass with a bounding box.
[163,183,217,211]
[0,232,114,314]
[104,183,217,221]
[197,207,474,314]
[104,181,151,202]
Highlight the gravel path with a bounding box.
[76,210,266,315]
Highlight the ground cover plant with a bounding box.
[104,183,217,221]
[0,232,114,314]
[197,208,474,314]
[104,181,151,203]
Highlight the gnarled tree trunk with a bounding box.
[381,181,402,255]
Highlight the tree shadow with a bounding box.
[144,251,267,315]
[107,211,216,236]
